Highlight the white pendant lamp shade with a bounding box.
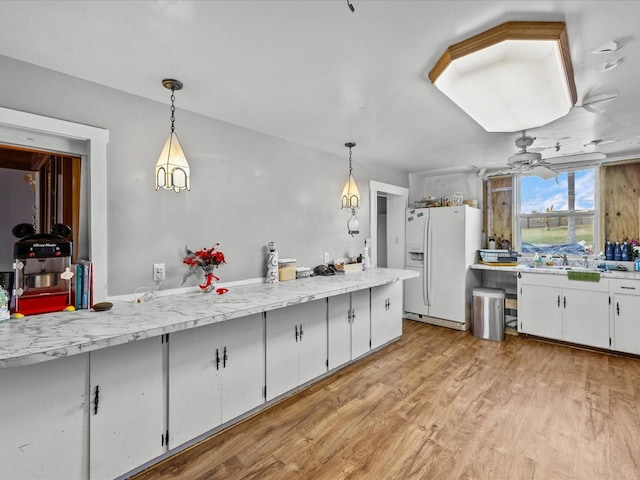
[341,174,360,210]
[341,142,360,210]
[341,142,360,236]
[155,78,190,193]
[156,131,190,192]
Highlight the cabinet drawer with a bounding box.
[519,272,609,292]
[611,279,640,295]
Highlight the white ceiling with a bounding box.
[1,0,640,175]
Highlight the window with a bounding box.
[518,168,596,255]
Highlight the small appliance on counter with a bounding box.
[12,223,73,315]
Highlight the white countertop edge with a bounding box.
[0,268,418,369]
[471,263,640,279]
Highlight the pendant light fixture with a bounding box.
[341,142,360,236]
[155,79,190,193]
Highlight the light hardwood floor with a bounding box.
[133,320,640,480]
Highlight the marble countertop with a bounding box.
[472,262,640,280]
[0,268,418,368]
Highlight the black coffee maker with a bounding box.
[12,223,73,315]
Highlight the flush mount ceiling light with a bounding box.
[155,78,190,193]
[341,142,360,236]
[428,21,577,132]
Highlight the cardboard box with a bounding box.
[342,262,363,274]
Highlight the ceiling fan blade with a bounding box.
[545,152,606,164]
[579,93,618,114]
[485,167,517,178]
[529,165,557,180]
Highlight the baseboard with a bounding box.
[404,312,469,331]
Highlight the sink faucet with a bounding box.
[562,254,568,266]
[583,255,589,268]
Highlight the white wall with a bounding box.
[0,55,408,296]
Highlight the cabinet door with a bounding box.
[168,323,222,448]
[298,299,328,385]
[613,293,640,354]
[221,314,265,423]
[328,294,351,370]
[351,288,371,359]
[371,281,403,349]
[90,337,165,480]
[266,305,300,401]
[0,354,88,480]
[562,288,609,349]
[519,283,562,340]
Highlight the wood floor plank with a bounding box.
[133,320,640,480]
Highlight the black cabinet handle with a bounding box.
[216,348,220,370]
[94,385,99,415]
[563,296,567,309]
[617,302,620,316]
[299,324,304,340]
[557,295,560,308]
[223,346,228,368]
[295,324,299,342]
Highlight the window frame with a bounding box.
[513,165,600,257]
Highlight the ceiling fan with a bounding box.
[487,131,608,179]
[494,131,559,179]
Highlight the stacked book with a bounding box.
[74,260,93,309]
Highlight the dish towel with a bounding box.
[567,270,601,282]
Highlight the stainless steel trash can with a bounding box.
[472,287,505,341]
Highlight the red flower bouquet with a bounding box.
[182,244,226,289]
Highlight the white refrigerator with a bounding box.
[404,205,481,330]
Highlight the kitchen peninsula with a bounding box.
[0,268,416,480]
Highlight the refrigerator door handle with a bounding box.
[424,215,430,307]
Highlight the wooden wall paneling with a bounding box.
[486,176,513,246]
[602,162,640,242]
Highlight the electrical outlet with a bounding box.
[153,263,165,282]
[324,252,330,264]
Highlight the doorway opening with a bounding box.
[369,181,408,269]
[377,196,388,267]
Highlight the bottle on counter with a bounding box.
[614,241,622,261]
[636,258,640,272]
[621,241,630,262]
[533,253,542,267]
[605,240,613,261]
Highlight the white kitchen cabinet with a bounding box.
[611,279,640,355]
[168,314,265,448]
[220,314,265,422]
[266,299,327,401]
[328,289,371,370]
[89,336,165,480]
[518,273,610,349]
[562,286,610,348]
[0,354,89,480]
[371,281,403,349]
[518,282,562,340]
